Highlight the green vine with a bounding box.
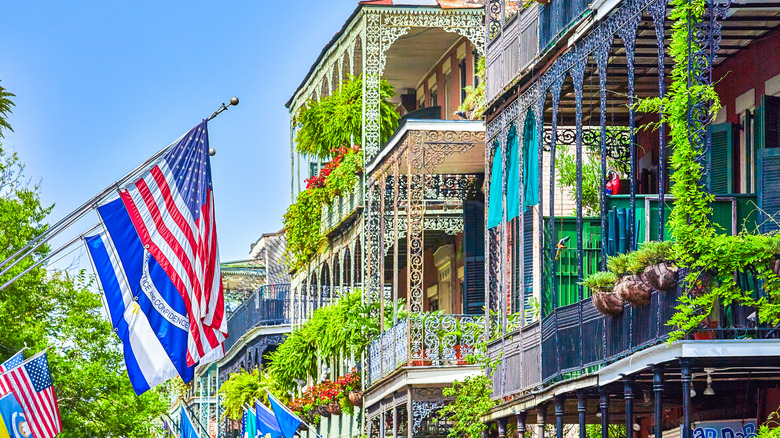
[634,0,780,339]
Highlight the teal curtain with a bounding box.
[506,124,520,221]
[487,138,503,229]
[522,110,539,211]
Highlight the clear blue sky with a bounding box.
[0,1,358,264]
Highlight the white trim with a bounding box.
[366,119,484,173]
[597,340,780,386]
[363,365,481,407]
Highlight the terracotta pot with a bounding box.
[316,405,331,417]
[327,402,342,415]
[348,391,363,407]
[536,0,549,4]
[642,262,678,291]
[614,274,652,306]
[591,290,624,316]
[693,321,718,340]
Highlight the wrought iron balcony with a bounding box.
[224,284,291,353]
[321,180,364,235]
[489,269,768,399]
[485,1,539,103]
[366,314,485,387]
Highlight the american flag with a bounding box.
[0,350,23,395]
[0,353,61,438]
[119,120,227,366]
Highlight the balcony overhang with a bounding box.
[366,119,485,176]
[364,364,482,408]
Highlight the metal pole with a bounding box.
[555,396,565,438]
[680,359,693,438]
[577,390,587,438]
[623,376,634,438]
[653,365,664,438]
[0,223,101,292]
[599,389,609,438]
[0,98,238,286]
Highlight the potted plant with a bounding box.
[607,252,653,306]
[337,370,362,407]
[581,271,623,316]
[634,241,678,291]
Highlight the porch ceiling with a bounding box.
[384,27,463,101]
[545,2,780,126]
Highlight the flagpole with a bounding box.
[0,98,239,285]
[0,223,101,292]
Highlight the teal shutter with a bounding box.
[708,122,733,194]
[487,139,503,229]
[758,148,780,234]
[763,95,780,148]
[522,110,540,211]
[506,124,520,221]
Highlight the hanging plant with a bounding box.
[581,271,623,316]
[295,75,399,160]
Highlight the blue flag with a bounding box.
[86,197,195,394]
[268,392,302,438]
[180,405,199,438]
[244,407,256,438]
[0,393,30,438]
[256,400,282,438]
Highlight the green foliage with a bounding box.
[634,0,780,339]
[580,270,617,291]
[556,145,602,215]
[439,374,495,438]
[0,80,14,137]
[759,404,780,438]
[458,57,486,120]
[267,290,384,392]
[295,75,399,160]
[283,186,328,270]
[0,144,167,437]
[218,369,286,421]
[586,425,626,438]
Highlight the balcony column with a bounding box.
[623,376,634,438]
[599,389,609,438]
[537,403,548,438]
[498,417,508,438]
[653,365,664,438]
[392,156,400,325]
[516,411,527,438]
[392,402,398,438]
[680,359,693,438]
[379,173,387,333]
[577,391,586,438]
[554,396,565,438]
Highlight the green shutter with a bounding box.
[758,148,780,234]
[764,95,780,148]
[708,122,733,194]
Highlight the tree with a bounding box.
[0,80,13,137]
[0,94,168,436]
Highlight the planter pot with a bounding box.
[693,321,718,340]
[591,290,624,316]
[327,403,342,415]
[642,262,678,291]
[316,405,331,417]
[454,345,468,365]
[348,391,363,407]
[536,0,549,4]
[410,359,433,366]
[772,258,780,278]
[614,274,652,306]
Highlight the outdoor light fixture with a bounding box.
[633,423,642,432]
[690,386,697,398]
[704,368,716,396]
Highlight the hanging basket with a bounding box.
[614,274,652,306]
[642,262,678,291]
[327,402,342,415]
[591,290,624,316]
[348,391,363,407]
[316,405,331,417]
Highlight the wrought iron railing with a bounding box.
[224,284,291,353]
[321,180,364,234]
[366,314,485,387]
[488,321,541,400]
[538,0,590,51]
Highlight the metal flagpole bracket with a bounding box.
[207,97,239,122]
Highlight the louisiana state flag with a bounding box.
[0,393,31,438]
